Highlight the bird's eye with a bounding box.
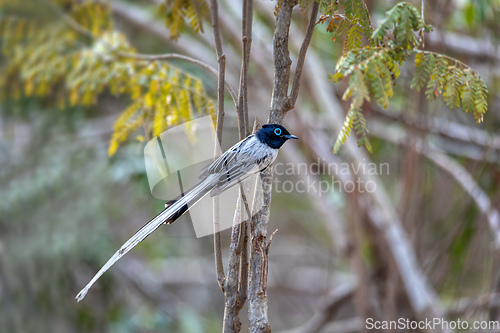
[274,128,282,136]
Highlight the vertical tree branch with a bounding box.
[237,0,254,311]
[223,127,259,333]
[248,168,273,333]
[237,182,251,308]
[223,1,254,331]
[248,1,300,331]
[248,0,320,330]
[268,0,296,124]
[209,0,226,293]
[288,0,319,107]
[237,0,253,138]
[223,194,245,332]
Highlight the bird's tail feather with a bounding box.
[75,175,216,302]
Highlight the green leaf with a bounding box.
[372,2,427,49]
[333,107,354,154]
[333,105,371,154]
[347,23,363,52]
[158,0,206,40]
[443,66,458,109]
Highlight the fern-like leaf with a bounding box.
[333,107,354,154]
[346,23,363,52]
[333,105,371,153]
[411,52,432,91]
[372,2,430,49]
[330,2,488,154]
[159,0,206,41]
[443,66,458,109]
[352,107,372,152]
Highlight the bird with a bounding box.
[76,123,298,301]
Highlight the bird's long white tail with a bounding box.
[75,175,216,302]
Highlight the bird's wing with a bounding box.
[206,136,275,196]
[209,155,262,196]
[199,135,254,178]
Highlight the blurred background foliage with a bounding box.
[1,0,500,332]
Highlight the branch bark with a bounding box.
[223,195,246,332]
[223,0,255,331]
[248,1,321,331]
[288,1,319,108]
[268,1,295,124]
[236,0,253,138]
[249,1,295,332]
[209,0,227,294]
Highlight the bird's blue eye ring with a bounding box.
[274,128,282,136]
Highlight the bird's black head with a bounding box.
[255,124,298,149]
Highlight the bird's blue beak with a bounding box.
[284,134,298,140]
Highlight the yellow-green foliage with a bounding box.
[410,51,487,123]
[321,1,488,153]
[108,63,214,156]
[158,0,207,40]
[0,0,214,156]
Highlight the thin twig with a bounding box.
[213,192,225,293]
[230,0,254,317]
[288,0,319,108]
[236,182,251,309]
[210,0,224,60]
[236,121,260,311]
[266,229,278,254]
[236,0,253,138]
[237,219,249,308]
[239,183,253,223]
[209,0,227,293]
[257,229,278,295]
[421,0,425,23]
[224,196,245,332]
